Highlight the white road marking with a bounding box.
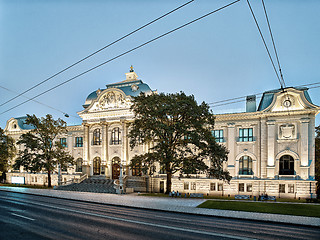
[11,213,35,221]
[1,196,256,240]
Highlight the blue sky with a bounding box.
[0,0,319,128]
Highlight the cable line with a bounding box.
[0,0,241,116]
[209,84,320,108]
[246,0,283,89]
[261,0,286,88]
[0,0,194,108]
[0,85,80,119]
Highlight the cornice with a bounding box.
[214,108,319,122]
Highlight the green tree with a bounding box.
[0,127,16,181]
[129,92,230,194]
[14,114,74,187]
[315,125,320,198]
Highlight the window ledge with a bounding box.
[237,141,255,144]
[238,175,254,178]
[277,139,298,143]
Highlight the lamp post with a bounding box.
[58,163,62,186]
[119,164,123,194]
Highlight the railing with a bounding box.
[76,174,88,183]
[60,174,88,185]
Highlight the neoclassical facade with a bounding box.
[5,69,319,198]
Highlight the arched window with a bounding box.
[111,127,121,145]
[93,129,101,145]
[279,155,294,175]
[239,156,253,175]
[76,158,83,172]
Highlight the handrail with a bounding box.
[78,174,88,183]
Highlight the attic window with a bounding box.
[13,123,17,129]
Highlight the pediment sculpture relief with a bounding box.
[279,124,295,139]
[89,91,131,112]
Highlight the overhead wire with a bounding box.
[261,0,286,88]
[0,85,80,119]
[209,83,320,108]
[0,0,195,108]
[246,0,283,89]
[0,0,241,116]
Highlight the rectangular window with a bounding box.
[60,138,67,147]
[246,184,252,192]
[239,128,253,142]
[239,183,245,192]
[35,177,37,183]
[184,182,189,190]
[212,129,224,142]
[75,137,83,147]
[288,184,294,193]
[191,182,196,190]
[31,177,34,182]
[279,184,285,193]
[218,183,223,191]
[210,182,216,191]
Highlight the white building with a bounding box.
[5,69,319,198]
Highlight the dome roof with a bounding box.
[82,69,154,109]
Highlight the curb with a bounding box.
[0,188,319,228]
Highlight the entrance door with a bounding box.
[112,157,121,179]
[93,157,101,175]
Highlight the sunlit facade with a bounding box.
[4,69,319,198]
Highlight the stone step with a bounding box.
[56,177,116,194]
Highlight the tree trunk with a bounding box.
[165,171,172,194]
[48,170,51,188]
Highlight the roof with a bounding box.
[257,87,311,111]
[83,79,152,108]
[15,116,36,130]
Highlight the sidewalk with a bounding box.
[0,186,319,227]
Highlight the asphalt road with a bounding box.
[0,191,319,240]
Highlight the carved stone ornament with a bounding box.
[94,91,129,110]
[279,124,295,139]
[281,95,295,108]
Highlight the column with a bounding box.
[227,123,235,176]
[266,120,275,178]
[83,124,90,175]
[260,118,267,178]
[101,122,108,176]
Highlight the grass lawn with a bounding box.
[197,200,320,218]
[0,183,52,189]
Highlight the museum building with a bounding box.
[4,68,319,198]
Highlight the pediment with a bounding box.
[262,88,319,112]
[4,118,21,132]
[81,88,132,113]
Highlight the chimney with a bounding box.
[246,95,256,112]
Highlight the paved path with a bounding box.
[0,186,319,227]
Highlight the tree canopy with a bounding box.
[129,92,230,193]
[0,127,16,180]
[14,114,74,187]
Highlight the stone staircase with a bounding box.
[125,176,147,192]
[56,175,116,194]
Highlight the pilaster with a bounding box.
[227,123,235,176]
[266,120,275,178]
[300,118,310,167]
